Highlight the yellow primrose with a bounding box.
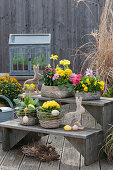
[57,70,65,77]
[95,82,97,86]
[84,86,88,92]
[55,67,62,72]
[82,84,85,88]
[42,100,60,109]
[25,84,29,89]
[30,83,35,90]
[65,69,72,77]
[86,78,90,85]
[50,54,58,60]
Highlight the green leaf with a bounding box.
[34,98,40,107]
[68,86,75,93]
[29,98,34,105]
[13,99,21,105]
[58,84,65,90]
[24,95,29,105]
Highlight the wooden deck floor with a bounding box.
[0,135,112,170]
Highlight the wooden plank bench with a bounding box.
[0,119,103,166]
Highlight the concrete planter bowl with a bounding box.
[41,84,74,99]
[75,92,101,101]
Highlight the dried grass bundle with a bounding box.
[76,0,113,92]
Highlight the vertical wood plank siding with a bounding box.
[0,0,103,73]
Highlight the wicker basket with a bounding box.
[18,116,38,126]
[39,118,61,128]
[37,110,63,129]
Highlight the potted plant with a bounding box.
[41,54,74,98]
[0,74,23,104]
[14,95,40,125]
[67,69,104,100]
[37,100,62,128]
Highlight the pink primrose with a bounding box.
[72,74,82,86]
[52,73,59,80]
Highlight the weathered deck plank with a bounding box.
[19,136,49,170]
[39,135,64,170]
[60,138,80,170]
[0,148,23,170]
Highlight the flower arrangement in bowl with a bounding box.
[41,55,75,98]
[66,69,104,100]
[14,95,40,125]
[37,100,63,128]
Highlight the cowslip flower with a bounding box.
[50,54,58,60]
[52,73,59,80]
[86,68,93,77]
[59,60,70,66]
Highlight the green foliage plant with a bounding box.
[14,95,40,117]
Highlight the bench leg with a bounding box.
[65,132,103,166]
[2,128,41,151]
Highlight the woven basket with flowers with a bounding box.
[37,100,63,129]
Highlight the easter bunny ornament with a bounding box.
[64,97,85,130]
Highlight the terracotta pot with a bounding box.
[41,84,74,99]
[75,92,101,101]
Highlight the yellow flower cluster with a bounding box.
[86,78,90,85]
[56,70,65,77]
[98,81,104,91]
[25,83,35,90]
[42,100,60,109]
[50,54,58,60]
[65,69,72,77]
[59,60,70,66]
[55,68,72,77]
[55,67,62,72]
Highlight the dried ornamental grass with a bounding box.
[75,0,113,92]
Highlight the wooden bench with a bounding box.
[0,119,103,166]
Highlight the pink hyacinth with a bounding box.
[86,68,93,77]
[72,74,82,86]
[69,73,76,82]
[52,73,59,80]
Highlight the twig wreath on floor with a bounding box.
[22,144,60,162]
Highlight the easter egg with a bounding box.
[51,110,59,116]
[64,125,72,131]
[72,125,79,130]
[23,116,29,124]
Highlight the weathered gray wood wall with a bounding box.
[0,0,103,73]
